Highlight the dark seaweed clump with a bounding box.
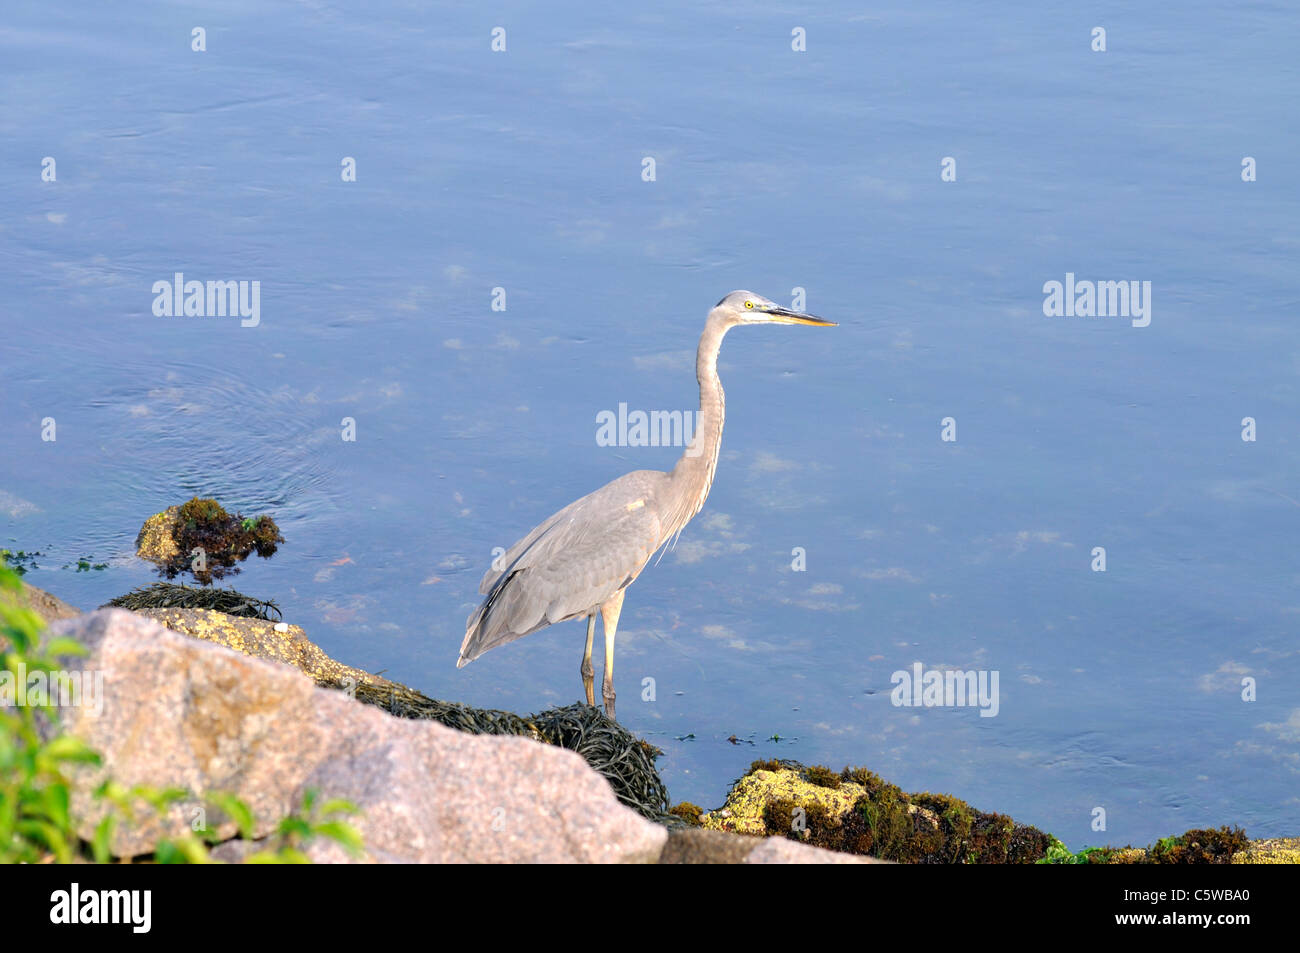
[103,582,282,621]
[162,497,284,584]
[1146,827,1249,863]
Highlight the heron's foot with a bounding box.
[602,685,616,720]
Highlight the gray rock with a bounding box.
[658,827,885,863]
[660,828,762,863]
[47,609,666,863]
[743,836,886,864]
[39,608,865,864]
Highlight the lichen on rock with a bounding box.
[135,509,181,564]
[1232,837,1300,864]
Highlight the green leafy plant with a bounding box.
[1037,836,1087,864]
[93,783,363,864]
[0,561,98,863]
[231,788,364,863]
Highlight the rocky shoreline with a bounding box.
[7,578,1296,864]
[11,581,875,863]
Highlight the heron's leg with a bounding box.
[599,589,626,720]
[581,613,596,707]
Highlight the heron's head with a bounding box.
[710,290,836,328]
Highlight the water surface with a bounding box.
[2,1,1297,848]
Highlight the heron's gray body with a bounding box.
[457,291,834,718]
[460,469,669,662]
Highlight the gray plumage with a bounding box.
[457,291,836,718]
[462,470,667,658]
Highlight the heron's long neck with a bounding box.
[666,319,728,537]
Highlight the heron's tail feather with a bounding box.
[458,569,551,666]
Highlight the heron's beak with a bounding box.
[763,306,837,327]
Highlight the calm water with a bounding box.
[2,2,1297,848]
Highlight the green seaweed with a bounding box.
[0,549,42,575]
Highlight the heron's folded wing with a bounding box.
[461,477,667,660]
[529,495,666,625]
[476,497,580,595]
[477,470,665,594]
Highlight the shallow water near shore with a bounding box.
[2,1,1298,847]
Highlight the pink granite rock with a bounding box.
[47,610,666,863]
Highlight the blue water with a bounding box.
[2,2,1297,850]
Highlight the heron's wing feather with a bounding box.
[459,471,667,664]
[477,496,581,595]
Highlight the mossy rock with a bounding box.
[135,498,283,583]
[701,760,1050,863]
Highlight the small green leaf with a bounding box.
[92,816,115,864]
[314,821,364,855]
[43,736,101,764]
[42,638,89,658]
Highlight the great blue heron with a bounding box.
[457,291,835,718]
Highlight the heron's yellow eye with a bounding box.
[744,300,753,309]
